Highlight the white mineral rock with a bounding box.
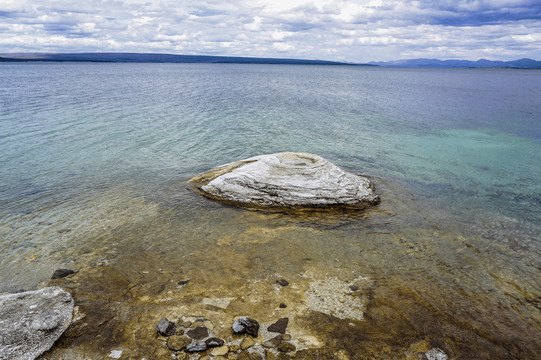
[191,152,379,208]
[0,287,74,360]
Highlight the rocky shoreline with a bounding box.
[1,266,450,360]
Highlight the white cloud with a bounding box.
[244,16,262,31]
[0,0,539,61]
[272,42,295,51]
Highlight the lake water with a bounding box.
[1,63,540,359]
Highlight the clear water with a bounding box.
[1,63,540,358]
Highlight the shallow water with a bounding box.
[1,63,540,359]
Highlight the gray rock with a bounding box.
[232,317,260,337]
[205,337,225,347]
[425,348,448,360]
[156,318,176,336]
[185,341,207,352]
[191,152,380,209]
[0,286,74,360]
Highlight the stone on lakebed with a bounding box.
[0,287,74,360]
[190,152,380,209]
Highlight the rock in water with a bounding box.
[0,287,74,360]
[156,318,176,336]
[191,152,379,209]
[232,317,260,337]
[267,317,289,334]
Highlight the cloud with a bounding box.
[0,0,540,61]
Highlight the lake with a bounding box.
[1,63,540,359]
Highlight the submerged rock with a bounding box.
[425,348,448,360]
[166,335,191,351]
[191,152,379,209]
[232,317,260,337]
[0,286,74,360]
[51,269,75,279]
[268,317,289,334]
[156,318,176,336]
[278,342,296,353]
[205,337,225,348]
[185,341,207,352]
[186,326,209,340]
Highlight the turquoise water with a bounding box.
[1,63,540,358]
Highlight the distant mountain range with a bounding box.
[0,53,540,68]
[369,58,541,69]
[0,52,362,66]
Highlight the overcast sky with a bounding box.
[1,0,540,62]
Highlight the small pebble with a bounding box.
[240,336,255,350]
[349,285,359,291]
[51,269,75,279]
[156,318,176,336]
[277,342,296,353]
[178,280,190,285]
[185,341,207,352]
[210,345,229,356]
[187,326,208,340]
[232,317,260,337]
[262,335,283,348]
[276,279,289,287]
[279,303,287,308]
[179,320,192,328]
[205,337,225,348]
[267,318,289,334]
[166,335,190,351]
[281,334,292,341]
[237,352,251,360]
[265,350,277,360]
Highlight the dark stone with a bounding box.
[178,280,190,286]
[185,341,207,352]
[232,317,260,337]
[166,335,190,351]
[262,335,284,348]
[156,318,176,336]
[205,337,225,348]
[349,285,359,291]
[279,303,287,308]
[277,342,296,353]
[267,318,289,334]
[276,279,289,287]
[186,326,208,340]
[51,269,75,279]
